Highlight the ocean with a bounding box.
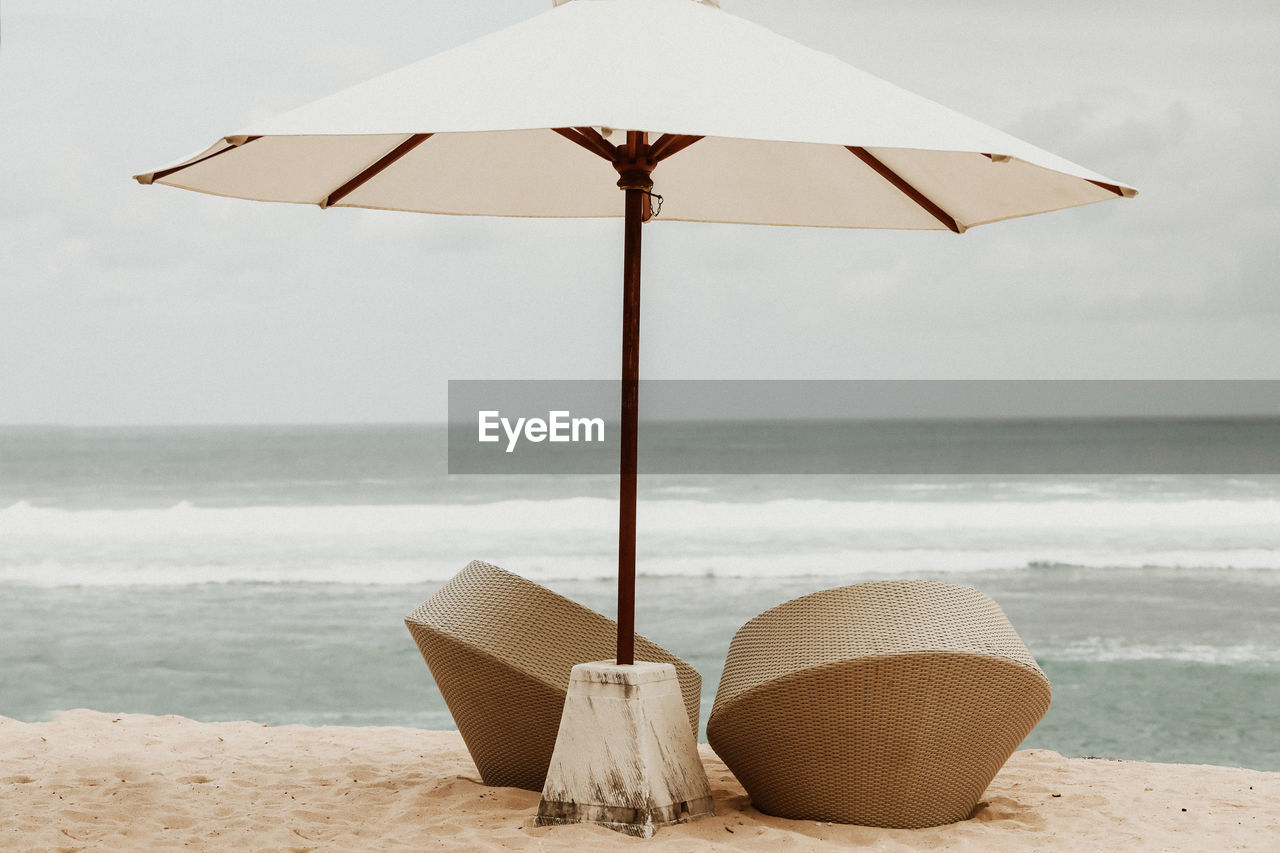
[1,423,1277,771]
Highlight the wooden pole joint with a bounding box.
[613,146,656,192]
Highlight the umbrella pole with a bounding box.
[617,183,642,667]
[614,130,655,667]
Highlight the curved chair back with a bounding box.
[406,560,701,791]
[707,580,1050,828]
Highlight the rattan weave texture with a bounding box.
[405,560,702,791]
[706,580,1050,828]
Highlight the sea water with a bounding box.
[1,424,1277,770]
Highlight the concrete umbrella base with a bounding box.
[535,661,714,838]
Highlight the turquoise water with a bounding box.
[1,425,1277,770]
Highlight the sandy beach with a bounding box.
[1,710,1275,852]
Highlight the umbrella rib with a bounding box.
[1086,178,1128,198]
[982,153,1131,199]
[847,146,964,234]
[551,127,618,161]
[650,134,704,163]
[321,133,433,208]
[137,136,262,184]
[578,127,620,159]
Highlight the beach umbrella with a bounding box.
[135,0,1135,665]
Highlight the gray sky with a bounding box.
[2,0,1278,425]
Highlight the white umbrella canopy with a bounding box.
[135,0,1136,665]
[136,0,1134,232]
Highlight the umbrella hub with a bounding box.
[613,146,656,192]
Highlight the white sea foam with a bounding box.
[2,498,1278,586]
[1044,636,1280,666]
[11,496,1273,533]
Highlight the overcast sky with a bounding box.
[2,1,1278,425]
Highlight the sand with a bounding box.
[1,710,1275,852]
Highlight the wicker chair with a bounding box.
[706,580,1051,828]
[405,560,702,791]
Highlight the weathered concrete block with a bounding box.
[536,660,714,838]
